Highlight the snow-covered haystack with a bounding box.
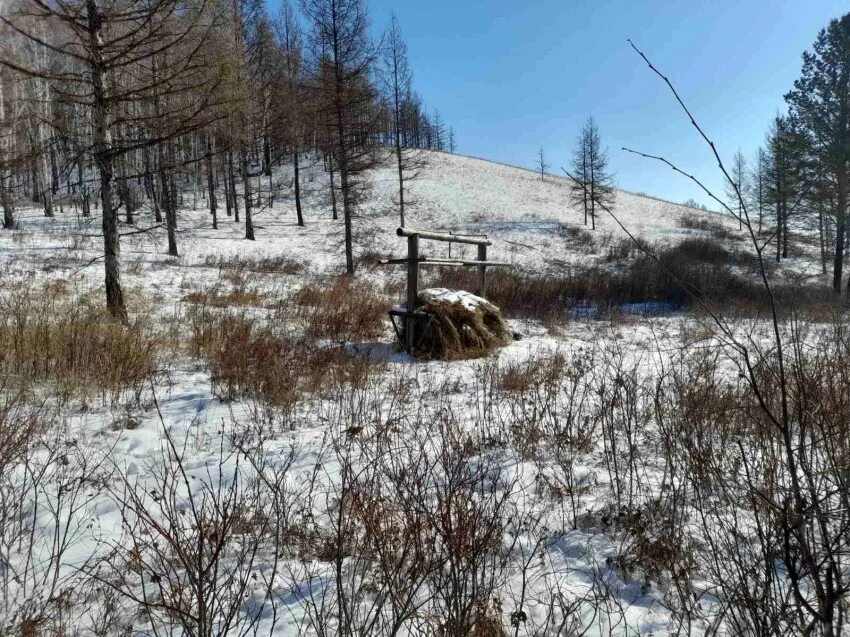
[402,288,512,360]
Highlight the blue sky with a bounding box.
[275,1,848,207]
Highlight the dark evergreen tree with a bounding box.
[786,13,850,292]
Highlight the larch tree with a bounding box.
[0,0,222,319]
[726,149,747,230]
[786,13,850,293]
[380,13,424,227]
[536,146,549,182]
[0,58,18,228]
[276,0,306,226]
[569,116,614,230]
[302,0,378,275]
[749,147,769,234]
[432,109,445,151]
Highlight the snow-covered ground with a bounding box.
[1,150,825,301]
[0,151,831,635]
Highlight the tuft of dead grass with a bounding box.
[403,292,512,360]
[0,283,160,403]
[188,309,381,408]
[183,283,270,309]
[202,254,305,275]
[294,276,388,342]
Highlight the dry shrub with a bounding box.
[0,283,159,401]
[429,268,571,321]
[405,292,512,360]
[432,239,833,321]
[557,223,597,253]
[0,382,47,472]
[597,500,694,589]
[603,236,651,262]
[499,352,566,394]
[189,309,379,408]
[679,212,735,240]
[294,276,388,342]
[183,283,269,308]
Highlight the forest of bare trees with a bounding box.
[0,0,454,315]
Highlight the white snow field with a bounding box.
[0,151,831,635]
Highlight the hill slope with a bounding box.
[0,149,821,305]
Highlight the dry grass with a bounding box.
[184,283,270,308]
[679,212,736,240]
[294,276,388,342]
[427,268,572,321]
[403,295,512,360]
[0,283,160,403]
[188,308,380,408]
[431,237,835,321]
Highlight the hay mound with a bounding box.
[399,288,512,360]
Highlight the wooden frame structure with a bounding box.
[380,227,511,353]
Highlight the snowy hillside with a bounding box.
[4,149,823,306]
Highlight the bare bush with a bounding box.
[294,276,388,342]
[188,308,382,416]
[89,422,288,636]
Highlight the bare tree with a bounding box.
[726,148,747,229]
[749,146,769,234]
[0,0,222,318]
[380,13,425,228]
[569,116,614,230]
[536,145,549,182]
[302,0,378,275]
[276,0,306,226]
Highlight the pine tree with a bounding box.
[786,13,850,292]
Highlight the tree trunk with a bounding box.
[835,169,846,293]
[394,99,405,227]
[242,150,254,240]
[78,153,90,217]
[293,150,304,226]
[782,201,789,259]
[38,154,53,217]
[263,134,272,177]
[820,206,827,275]
[222,156,232,218]
[0,173,13,229]
[334,116,354,273]
[88,0,126,321]
[228,149,239,222]
[0,80,13,228]
[206,138,217,230]
[160,145,178,257]
[328,154,338,221]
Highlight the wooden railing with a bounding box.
[379,227,511,352]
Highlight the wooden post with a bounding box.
[477,243,487,297]
[406,234,419,353]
